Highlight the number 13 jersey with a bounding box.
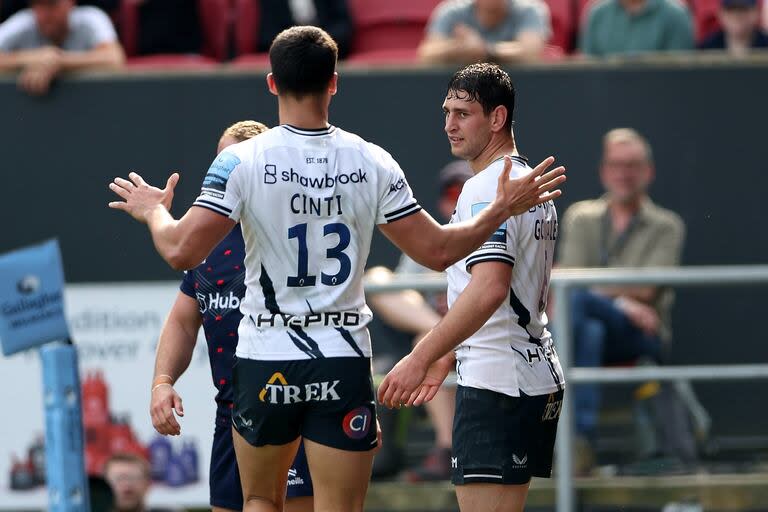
[446,156,565,397]
[194,125,421,361]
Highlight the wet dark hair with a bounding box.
[269,26,338,98]
[446,63,515,132]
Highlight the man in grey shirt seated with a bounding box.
[0,0,123,95]
[418,0,551,64]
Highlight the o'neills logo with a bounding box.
[258,372,341,404]
[251,311,360,328]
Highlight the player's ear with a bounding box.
[328,72,338,96]
[490,105,508,133]
[266,73,279,96]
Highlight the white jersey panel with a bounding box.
[194,125,420,360]
[446,156,565,397]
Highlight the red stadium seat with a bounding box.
[231,52,271,68]
[543,0,577,52]
[117,0,231,62]
[347,0,442,62]
[233,0,261,56]
[690,0,721,41]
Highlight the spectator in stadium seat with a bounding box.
[557,128,685,456]
[698,0,768,55]
[579,0,695,56]
[257,0,353,58]
[418,0,551,64]
[0,0,124,95]
[366,160,473,482]
[103,453,181,512]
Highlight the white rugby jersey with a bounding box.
[193,124,421,360]
[447,156,565,397]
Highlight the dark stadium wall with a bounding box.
[2,64,766,437]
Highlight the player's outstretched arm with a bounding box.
[379,156,565,271]
[108,172,235,270]
[378,261,512,409]
[150,292,202,436]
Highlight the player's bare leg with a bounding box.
[232,428,300,512]
[456,483,530,512]
[285,496,314,512]
[303,438,375,512]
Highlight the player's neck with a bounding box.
[277,96,330,130]
[471,136,517,173]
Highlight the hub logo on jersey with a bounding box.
[202,152,241,194]
[258,372,341,404]
[263,164,368,188]
[342,406,372,440]
[471,202,507,248]
[195,291,240,313]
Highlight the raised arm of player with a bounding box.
[379,155,564,271]
[108,172,235,270]
[378,261,512,409]
[149,292,202,436]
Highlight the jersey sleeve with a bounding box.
[193,148,246,222]
[0,11,32,51]
[375,149,422,224]
[82,7,118,46]
[179,270,196,299]
[458,177,518,272]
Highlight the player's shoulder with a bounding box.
[464,155,529,192]
[335,126,402,169]
[71,5,112,22]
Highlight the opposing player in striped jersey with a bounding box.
[108,27,565,512]
[379,63,566,512]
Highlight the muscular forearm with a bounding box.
[593,285,658,304]
[0,52,22,71]
[154,315,200,383]
[489,39,542,63]
[412,275,507,366]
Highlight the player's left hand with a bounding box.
[377,353,429,409]
[108,171,180,222]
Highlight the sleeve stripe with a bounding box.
[384,202,421,220]
[194,199,232,214]
[466,254,515,270]
[385,204,422,223]
[192,201,232,218]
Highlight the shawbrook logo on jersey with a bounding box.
[195,291,240,313]
[264,164,367,188]
[258,372,341,404]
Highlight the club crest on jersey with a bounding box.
[203,152,241,192]
[258,372,341,404]
[471,202,507,247]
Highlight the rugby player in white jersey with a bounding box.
[379,63,566,512]
[108,28,565,512]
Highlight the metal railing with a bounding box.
[364,265,768,512]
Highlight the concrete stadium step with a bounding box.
[365,472,768,512]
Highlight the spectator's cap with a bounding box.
[438,160,474,200]
[721,0,756,8]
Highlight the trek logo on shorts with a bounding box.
[342,406,372,439]
[202,151,241,194]
[541,393,563,421]
[258,372,341,404]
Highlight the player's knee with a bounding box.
[243,494,282,512]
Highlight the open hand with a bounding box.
[495,155,566,217]
[108,171,179,223]
[377,353,429,409]
[408,353,455,407]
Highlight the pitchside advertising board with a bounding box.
[0,282,216,509]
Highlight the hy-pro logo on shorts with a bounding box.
[471,202,507,246]
[202,152,241,193]
[258,372,341,404]
[342,406,372,440]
